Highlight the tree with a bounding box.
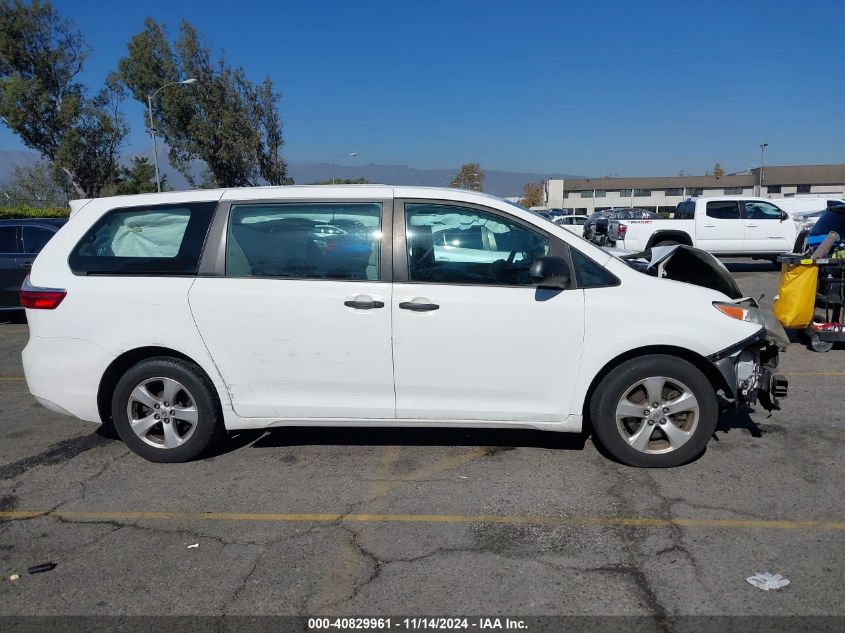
[712,162,725,178]
[112,156,165,195]
[450,162,484,191]
[0,0,127,197]
[7,160,73,201]
[518,181,545,208]
[118,18,288,188]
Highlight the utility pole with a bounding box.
[758,143,768,196]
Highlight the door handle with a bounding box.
[746,223,758,227]
[703,224,716,228]
[344,299,384,310]
[399,301,439,312]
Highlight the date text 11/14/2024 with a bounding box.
[308,617,528,630]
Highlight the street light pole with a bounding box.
[146,94,162,194]
[332,152,358,184]
[146,79,197,192]
[759,142,768,196]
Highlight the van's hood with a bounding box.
[618,244,744,300]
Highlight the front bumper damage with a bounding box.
[616,244,790,411]
[707,316,789,412]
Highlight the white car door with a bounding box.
[189,199,395,419]
[695,201,745,253]
[391,200,586,422]
[742,200,793,253]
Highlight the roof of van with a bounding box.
[69,185,512,215]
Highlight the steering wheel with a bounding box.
[507,240,533,264]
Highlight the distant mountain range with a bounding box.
[0,150,581,198]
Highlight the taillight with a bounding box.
[617,224,628,238]
[20,277,66,310]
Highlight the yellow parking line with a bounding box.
[0,376,25,381]
[1,510,842,530]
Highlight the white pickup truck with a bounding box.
[609,197,798,257]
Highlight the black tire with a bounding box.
[589,355,718,468]
[810,335,833,353]
[654,239,679,247]
[111,357,224,463]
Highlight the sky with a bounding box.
[1,0,843,177]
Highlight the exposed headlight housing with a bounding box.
[713,301,766,325]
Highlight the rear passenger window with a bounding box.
[21,226,55,254]
[226,203,382,280]
[69,203,216,275]
[705,201,740,220]
[0,226,17,253]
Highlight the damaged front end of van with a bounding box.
[619,244,790,412]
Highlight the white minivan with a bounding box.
[22,186,788,467]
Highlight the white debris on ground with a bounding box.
[187,543,199,549]
[746,572,790,591]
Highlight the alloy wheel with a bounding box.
[614,376,700,454]
[126,377,199,449]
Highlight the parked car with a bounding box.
[584,208,657,245]
[781,198,845,246]
[22,186,787,467]
[608,197,797,257]
[774,196,845,217]
[0,218,66,310]
[531,211,589,237]
[551,214,588,237]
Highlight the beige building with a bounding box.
[544,164,845,213]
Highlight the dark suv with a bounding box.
[0,218,66,309]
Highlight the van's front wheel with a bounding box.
[589,355,718,467]
[111,357,223,463]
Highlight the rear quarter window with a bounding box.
[705,201,740,220]
[0,226,17,253]
[69,202,217,275]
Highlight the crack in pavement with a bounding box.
[595,459,674,628]
[642,472,701,585]
[219,548,265,615]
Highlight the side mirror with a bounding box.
[530,256,571,289]
[781,211,789,222]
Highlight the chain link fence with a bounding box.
[0,196,69,208]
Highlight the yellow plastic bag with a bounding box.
[772,264,818,328]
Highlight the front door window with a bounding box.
[405,203,549,286]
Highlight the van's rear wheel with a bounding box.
[654,239,679,247]
[589,355,718,467]
[111,357,223,463]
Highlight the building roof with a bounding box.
[554,164,845,191]
[557,175,750,191]
[758,164,845,185]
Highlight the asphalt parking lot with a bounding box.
[0,262,843,624]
